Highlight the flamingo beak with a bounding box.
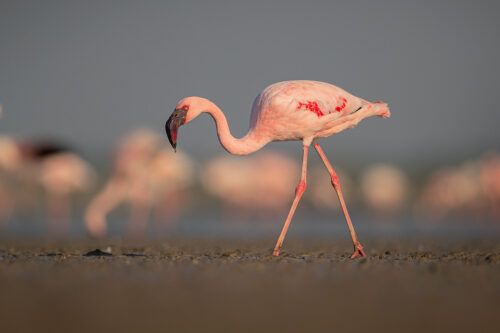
[165,108,187,152]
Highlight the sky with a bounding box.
[1,0,499,170]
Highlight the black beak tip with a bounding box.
[165,108,187,153]
[165,117,178,152]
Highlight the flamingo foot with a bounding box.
[350,242,366,259]
[272,249,280,257]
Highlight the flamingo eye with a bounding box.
[183,105,189,111]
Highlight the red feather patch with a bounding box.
[297,101,324,117]
[335,97,347,112]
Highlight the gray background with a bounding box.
[1,0,499,169]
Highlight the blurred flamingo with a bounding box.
[360,164,409,218]
[0,136,18,227]
[308,165,355,212]
[84,130,194,237]
[166,80,390,257]
[200,151,299,221]
[415,152,500,223]
[479,152,500,219]
[0,135,95,232]
[415,161,482,221]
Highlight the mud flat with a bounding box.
[0,238,499,333]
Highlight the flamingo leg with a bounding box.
[47,192,71,234]
[0,182,14,228]
[272,145,309,256]
[128,196,151,236]
[84,179,126,237]
[314,143,365,258]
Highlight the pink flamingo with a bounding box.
[360,164,409,218]
[200,151,299,222]
[414,162,481,221]
[479,152,500,220]
[85,130,194,237]
[166,80,390,257]
[415,153,500,222]
[0,136,95,232]
[308,165,355,212]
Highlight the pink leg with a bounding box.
[47,192,71,234]
[314,143,365,258]
[84,179,126,237]
[128,197,151,236]
[273,145,309,256]
[126,181,151,236]
[0,182,14,228]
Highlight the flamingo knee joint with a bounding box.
[331,174,339,188]
[296,180,307,196]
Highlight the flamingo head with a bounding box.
[166,97,207,152]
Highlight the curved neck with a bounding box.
[204,102,267,155]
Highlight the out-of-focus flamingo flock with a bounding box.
[0,128,499,236]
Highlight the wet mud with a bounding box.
[0,238,499,333]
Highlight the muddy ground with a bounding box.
[0,237,499,333]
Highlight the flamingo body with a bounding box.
[249,81,378,144]
[166,80,390,257]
